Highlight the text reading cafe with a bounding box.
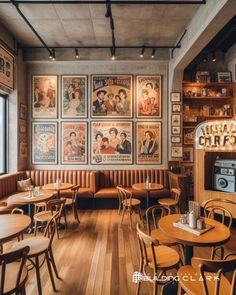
[0,1,235,294]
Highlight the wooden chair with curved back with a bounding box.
[146,205,185,265]
[117,186,143,228]
[34,198,66,239]
[158,188,182,215]
[177,255,236,295]
[136,223,180,295]
[203,198,236,260]
[63,184,80,226]
[0,245,29,295]
[11,213,61,295]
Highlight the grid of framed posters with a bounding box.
[31,74,163,165]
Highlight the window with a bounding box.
[0,95,7,174]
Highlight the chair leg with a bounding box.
[35,256,42,295]
[34,221,38,236]
[153,276,158,295]
[138,206,144,227]
[49,247,62,280]
[45,251,57,292]
[73,205,80,224]
[21,285,26,295]
[211,247,216,260]
[63,208,68,229]
[129,207,133,229]
[135,261,143,295]
[120,206,125,225]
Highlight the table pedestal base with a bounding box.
[184,245,193,265]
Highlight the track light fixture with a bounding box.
[51,48,55,61]
[203,55,207,62]
[111,47,116,60]
[140,46,145,58]
[151,48,155,59]
[75,48,79,59]
[212,52,216,62]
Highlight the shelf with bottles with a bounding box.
[183,82,234,99]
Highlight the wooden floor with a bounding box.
[10,209,235,295]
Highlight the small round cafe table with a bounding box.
[158,214,231,265]
[7,190,54,232]
[132,182,164,209]
[43,183,73,198]
[0,214,31,243]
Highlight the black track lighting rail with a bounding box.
[0,0,207,4]
[9,0,52,55]
[171,29,187,58]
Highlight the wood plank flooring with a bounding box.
[10,209,235,295]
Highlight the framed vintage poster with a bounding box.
[171,136,181,144]
[61,122,87,164]
[171,146,183,158]
[32,75,58,118]
[181,164,194,182]
[136,75,161,118]
[91,121,133,164]
[171,126,181,135]
[172,104,181,113]
[0,44,14,91]
[32,122,57,164]
[91,75,133,118]
[61,75,87,118]
[136,122,161,165]
[171,114,181,126]
[19,103,27,120]
[19,135,27,159]
[183,147,194,162]
[183,127,195,145]
[170,92,181,102]
[217,71,231,83]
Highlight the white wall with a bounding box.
[27,60,169,170]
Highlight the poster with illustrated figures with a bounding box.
[61,122,87,164]
[32,122,57,164]
[62,76,87,118]
[136,75,161,118]
[32,75,57,118]
[136,122,161,164]
[91,121,133,164]
[91,75,133,118]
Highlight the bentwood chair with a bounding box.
[0,246,29,295]
[11,213,61,295]
[177,254,236,295]
[136,224,180,295]
[158,188,182,215]
[203,198,235,260]
[117,186,143,228]
[146,205,185,265]
[34,198,66,239]
[63,185,80,226]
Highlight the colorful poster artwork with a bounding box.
[136,122,161,164]
[62,76,87,118]
[91,75,132,118]
[91,121,133,164]
[32,75,57,118]
[32,122,57,164]
[136,75,161,118]
[61,122,87,164]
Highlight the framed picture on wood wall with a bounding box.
[170,92,181,102]
[91,75,133,118]
[91,121,133,164]
[136,121,161,164]
[183,147,194,162]
[136,75,161,118]
[61,75,87,118]
[32,122,57,164]
[19,103,27,120]
[61,122,88,164]
[32,75,58,118]
[171,146,183,158]
[183,127,195,145]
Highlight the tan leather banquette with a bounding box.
[26,170,98,198]
[94,169,170,199]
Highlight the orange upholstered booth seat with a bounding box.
[94,169,170,199]
[26,170,98,198]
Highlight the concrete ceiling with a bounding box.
[0,2,200,47]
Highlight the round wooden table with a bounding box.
[132,182,164,209]
[158,214,231,264]
[0,214,31,243]
[43,183,73,198]
[7,191,54,233]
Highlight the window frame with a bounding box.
[0,94,7,175]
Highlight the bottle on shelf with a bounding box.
[145,175,150,189]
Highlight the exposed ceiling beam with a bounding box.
[0,0,206,4]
